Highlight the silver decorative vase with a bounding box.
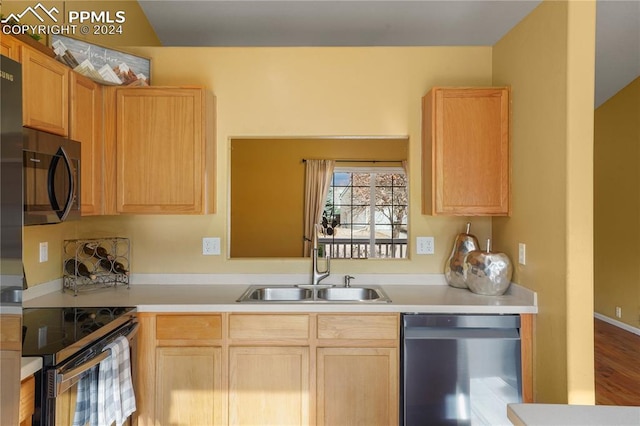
[445,223,479,289]
[463,239,513,296]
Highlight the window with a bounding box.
[319,167,408,259]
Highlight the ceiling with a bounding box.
[138,0,640,108]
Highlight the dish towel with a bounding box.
[72,365,97,426]
[96,335,137,426]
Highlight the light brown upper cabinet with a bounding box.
[21,45,69,137]
[422,87,510,216]
[69,72,103,216]
[0,36,21,61]
[105,87,215,215]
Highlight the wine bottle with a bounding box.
[98,258,130,276]
[64,259,97,280]
[82,243,114,260]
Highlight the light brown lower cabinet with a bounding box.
[19,375,35,426]
[155,346,223,425]
[137,312,531,425]
[316,347,398,426]
[136,313,224,426]
[229,346,310,425]
[137,312,399,426]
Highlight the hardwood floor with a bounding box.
[595,318,640,406]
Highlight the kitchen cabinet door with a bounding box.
[70,72,103,215]
[316,347,398,426]
[21,45,69,136]
[110,87,214,214]
[19,375,35,426]
[422,87,510,216]
[316,314,399,426]
[155,346,223,426]
[229,346,310,426]
[0,35,21,61]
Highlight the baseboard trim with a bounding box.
[594,312,640,336]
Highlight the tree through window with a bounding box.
[319,167,408,259]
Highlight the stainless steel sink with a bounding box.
[236,285,391,303]
[238,286,313,301]
[316,287,390,302]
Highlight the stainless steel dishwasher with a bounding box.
[401,314,522,426]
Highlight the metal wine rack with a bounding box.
[62,237,130,295]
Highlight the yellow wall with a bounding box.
[492,0,595,403]
[594,76,640,326]
[230,138,408,258]
[19,46,495,281]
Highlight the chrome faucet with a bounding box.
[312,224,330,286]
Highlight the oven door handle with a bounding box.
[54,322,139,396]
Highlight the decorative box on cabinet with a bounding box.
[422,87,510,216]
[21,44,69,136]
[104,87,215,215]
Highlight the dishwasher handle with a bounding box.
[403,313,520,329]
[404,326,520,340]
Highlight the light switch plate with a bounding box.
[39,242,48,263]
[416,237,435,255]
[202,237,221,255]
[518,243,526,265]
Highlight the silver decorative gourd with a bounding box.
[463,239,513,296]
[445,223,480,288]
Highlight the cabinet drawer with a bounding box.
[156,314,222,341]
[317,314,399,340]
[229,314,309,340]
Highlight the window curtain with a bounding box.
[303,159,335,257]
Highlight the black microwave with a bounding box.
[23,128,81,225]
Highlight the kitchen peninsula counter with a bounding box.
[508,403,640,425]
[23,278,537,314]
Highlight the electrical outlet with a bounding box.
[518,243,526,265]
[202,237,221,255]
[416,237,435,255]
[39,242,48,263]
[616,306,622,318]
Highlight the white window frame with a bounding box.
[322,166,408,259]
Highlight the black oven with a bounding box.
[23,128,81,226]
[22,307,138,426]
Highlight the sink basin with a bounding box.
[236,285,391,303]
[316,287,390,302]
[238,286,313,302]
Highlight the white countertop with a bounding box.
[23,277,537,314]
[508,403,640,425]
[21,357,42,381]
